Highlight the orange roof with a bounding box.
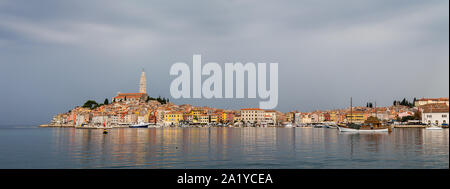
[114,93,147,99]
[418,103,448,109]
[423,108,449,113]
[417,97,448,101]
[241,108,263,111]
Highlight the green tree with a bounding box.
[82,100,99,109]
[104,98,109,105]
[401,116,416,122]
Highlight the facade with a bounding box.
[346,111,365,123]
[422,107,449,126]
[263,110,277,126]
[241,108,265,124]
[299,113,312,124]
[199,114,209,124]
[164,111,183,125]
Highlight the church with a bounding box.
[113,69,149,102]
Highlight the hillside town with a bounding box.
[46,70,449,128]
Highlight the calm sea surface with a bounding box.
[0,127,448,169]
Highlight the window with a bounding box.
[443,114,447,118]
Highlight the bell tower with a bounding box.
[139,68,147,94]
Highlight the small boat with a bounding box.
[337,125,389,132]
[103,129,108,134]
[426,125,443,130]
[282,122,293,127]
[129,122,149,128]
[314,124,325,128]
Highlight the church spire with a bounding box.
[139,69,147,94]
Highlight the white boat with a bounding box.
[129,122,149,128]
[426,126,443,130]
[337,126,389,132]
[283,122,293,127]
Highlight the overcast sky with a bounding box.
[0,0,448,125]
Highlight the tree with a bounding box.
[414,111,422,120]
[401,98,406,106]
[104,98,109,105]
[82,100,99,109]
[401,116,416,122]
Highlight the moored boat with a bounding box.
[282,122,293,127]
[129,122,149,128]
[425,125,443,130]
[337,125,389,132]
[337,97,391,133]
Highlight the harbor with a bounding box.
[1,126,448,169]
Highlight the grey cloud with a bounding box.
[0,0,448,125]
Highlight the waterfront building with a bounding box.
[75,113,90,126]
[346,110,365,123]
[92,114,109,125]
[323,112,331,121]
[199,114,209,124]
[264,110,277,126]
[138,115,145,123]
[164,111,183,125]
[210,114,218,123]
[421,105,449,125]
[233,114,242,123]
[223,111,235,123]
[299,113,312,124]
[125,113,138,124]
[329,111,342,123]
[183,114,193,124]
[110,114,120,124]
[294,112,302,124]
[286,112,295,123]
[189,108,205,122]
[241,108,265,124]
[311,113,320,123]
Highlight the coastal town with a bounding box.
[43,70,449,129]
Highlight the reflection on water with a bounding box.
[0,127,447,168]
